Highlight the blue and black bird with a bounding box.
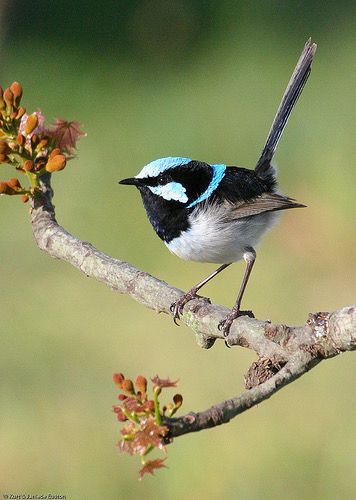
[120,39,317,336]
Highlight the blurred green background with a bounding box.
[1,1,355,498]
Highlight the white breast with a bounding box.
[166,203,280,264]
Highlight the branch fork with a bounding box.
[30,176,356,438]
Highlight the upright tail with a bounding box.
[255,38,317,178]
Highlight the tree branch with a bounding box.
[30,175,356,438]
[166,306,356,438]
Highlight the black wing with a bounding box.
[212,167,304,218]
[213,166,276,204]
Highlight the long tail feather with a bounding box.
[255,38,317,177]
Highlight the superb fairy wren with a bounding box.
[120,39,317,336]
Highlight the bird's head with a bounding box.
[119,157,226,209]
[119,157,226,242]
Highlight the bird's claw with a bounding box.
[218,317,234,337]
[218,309,255,337]
[169,302,181,325]
[170,291,199,325]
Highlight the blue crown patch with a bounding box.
[136,157,192,179]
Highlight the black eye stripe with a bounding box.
[158,173,172,184]
[143,173,172,187]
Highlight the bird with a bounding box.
[119,39,317,337]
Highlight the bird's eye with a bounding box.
[158,174,165,184]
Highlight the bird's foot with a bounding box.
[218,309,255,337]
[170,290,201,325]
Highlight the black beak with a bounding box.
[118,177,141,186]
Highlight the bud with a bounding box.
[153,385,162,396]
[173,394,183,409]
[113,405,128,422]
[16,107,26,119]
[0,181,9,194]
[145,400,155,412]
[21,194,29,203]
[31,134,38,147]
[10,82,23,107]
[135,376,147,396]
[49,147,61,159]
[23,160,34,172]
[45,154,66,172]
[0,141,10,154]
[3,88,13,110]
[121,379,135,394]
[25,114,38,135]
[16,134,25,146]
[116,408,128,422]
[37,139,48,150]
[113,373,125,389]
[7,177,21,188]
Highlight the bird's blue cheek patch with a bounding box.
[148,182,188,203]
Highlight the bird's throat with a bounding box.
[138,186,190,242]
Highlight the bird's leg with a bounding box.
[170,263,231,325]
[218,248,256,337]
